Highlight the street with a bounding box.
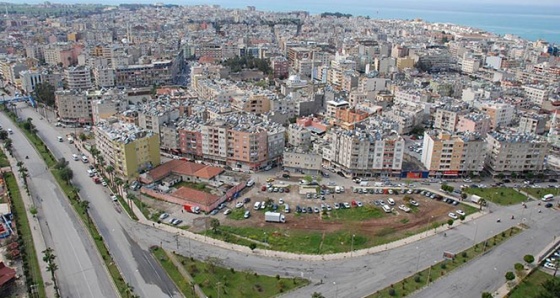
[0,109,117,298]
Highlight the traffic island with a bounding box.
[368,226,522,298]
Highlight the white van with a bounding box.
[284,204,290,213]
[81,155,89,163]
[254,202,261,210]
[57,136,63,142]
[542,194,554,201]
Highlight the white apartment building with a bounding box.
[434,107,460,132]
[287,124,312,148]
[64,66,93,90]
[93,67,115,88]
[485,131,548,176]
[480,102,516,129]
[461,57,481,74]
[283,151,322,175]
[518,114,547,135]
[522,85,549,107]
[323,129,405,177]
[55,90,93,125]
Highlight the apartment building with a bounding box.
[287,124,312,148]
[517,114,547,135]
[433,107,461,132]
[522,85,549,107]
[283,150,322,175]
[200,116,285,171]
[421,130,486,176]
[485,131,548,176]
[230,93,271,114]
[114,60,173,88]
[55,90,93,125]
[480,102,516,129]
[456,113,491,136]
[323,128,405,177]
[64,66,93,90]
[95,121,160,179]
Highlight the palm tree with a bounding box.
[114,177,123,195]
[16,161,24,168]
[42,247,59,297]
[80,200,92,227]
[106,165,114,183]
[90,147,99,165]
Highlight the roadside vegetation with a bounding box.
[1,107,135,297]
[368,227,522,298]
[507,269,560,298]
[520,187,560,200]
[4,172,46,298]
[151,246,308,298]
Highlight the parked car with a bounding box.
[159,213,169,220]
[314,207,320,213]
[387,198,395,206]
[235,202,244,208]
[398,205,411,212]
[456,210,465,216]
[223,209,232,215]
[356,201,363,207]
[172,219,183,226]
[244,197,251,204]
[244,211,251,219]
[409,200,419,207]
[217,203,225,210]
[545,203,553,208]
[448,212,458,219]
[307,207,313,213]
[343,202,351,209]
[210,209,219,215]
[110,194,118,202]
[334,202,340,209]
[279,198,284,204]
[544,262,556,270]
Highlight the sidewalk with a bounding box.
[3,147,56,298]
[127,195,487,261]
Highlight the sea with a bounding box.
[170,0,560,44]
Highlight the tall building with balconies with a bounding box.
[485,131,548,176]
[421,130,486,176]
[64,66,93,90]
[95,121,160,179]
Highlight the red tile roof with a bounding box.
[0,262,16,288]
[146,160,224,182]
[172,187,220,206]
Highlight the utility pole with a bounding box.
[175,232,179,250]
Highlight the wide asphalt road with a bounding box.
[0,110,117,298]
[15,104,180,298]
[15,103,560,298]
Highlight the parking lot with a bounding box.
[219,181,472,238]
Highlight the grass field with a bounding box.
[521,188,560,200]
[507,269,559,298]
[0,148,9,167]
[369,227,522,298]
[463,187,527,205]
[151,247,309,298]
[5,172,46,298]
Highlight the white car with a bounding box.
[544,262,556,269]
[223,209,232,215]
[343,202,351,209]
[448,212,458,219]
[409,200,419,207]
[356,201,363,207]
[398,205,411,212]
[159,213,169,220]
[456,210,465,216]
[110,194,118,202]
[102,180,108,187]
[235,202,244,209]
[387,198,395,206]
[279,198,284,204]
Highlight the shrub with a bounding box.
[414,275,421,283]
[505,271,515,281]
[523,255,534,264]
[388,288,396,296]
[462,251,468,258]
[514,263,524,271]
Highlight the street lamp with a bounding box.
[333,282,338,298]
[473,221,479,246]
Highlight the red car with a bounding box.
[284,188,290,193]
[351,200,358,207]
[261,185,267,191]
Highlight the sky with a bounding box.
[2,0,560,6]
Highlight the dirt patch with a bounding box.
[222,187,458,239]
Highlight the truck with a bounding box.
[183,204,201,214]
[265,211,286,223]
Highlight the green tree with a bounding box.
[249,243,257,251]
[0,129,8,140]
[79,133,87,141]
[481,292,493,298]
[303,175,313,183]
[42,247,60,297]
[55,158,68,170]
[505,271,515,281]
[124,282,135,298]
[34,82,56,107]
[524,254,535,264]
[311,292,325,298]
[30,205,38,217]
[210,218,220,233]
[59,167,74,184]
[447,219,454,227]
